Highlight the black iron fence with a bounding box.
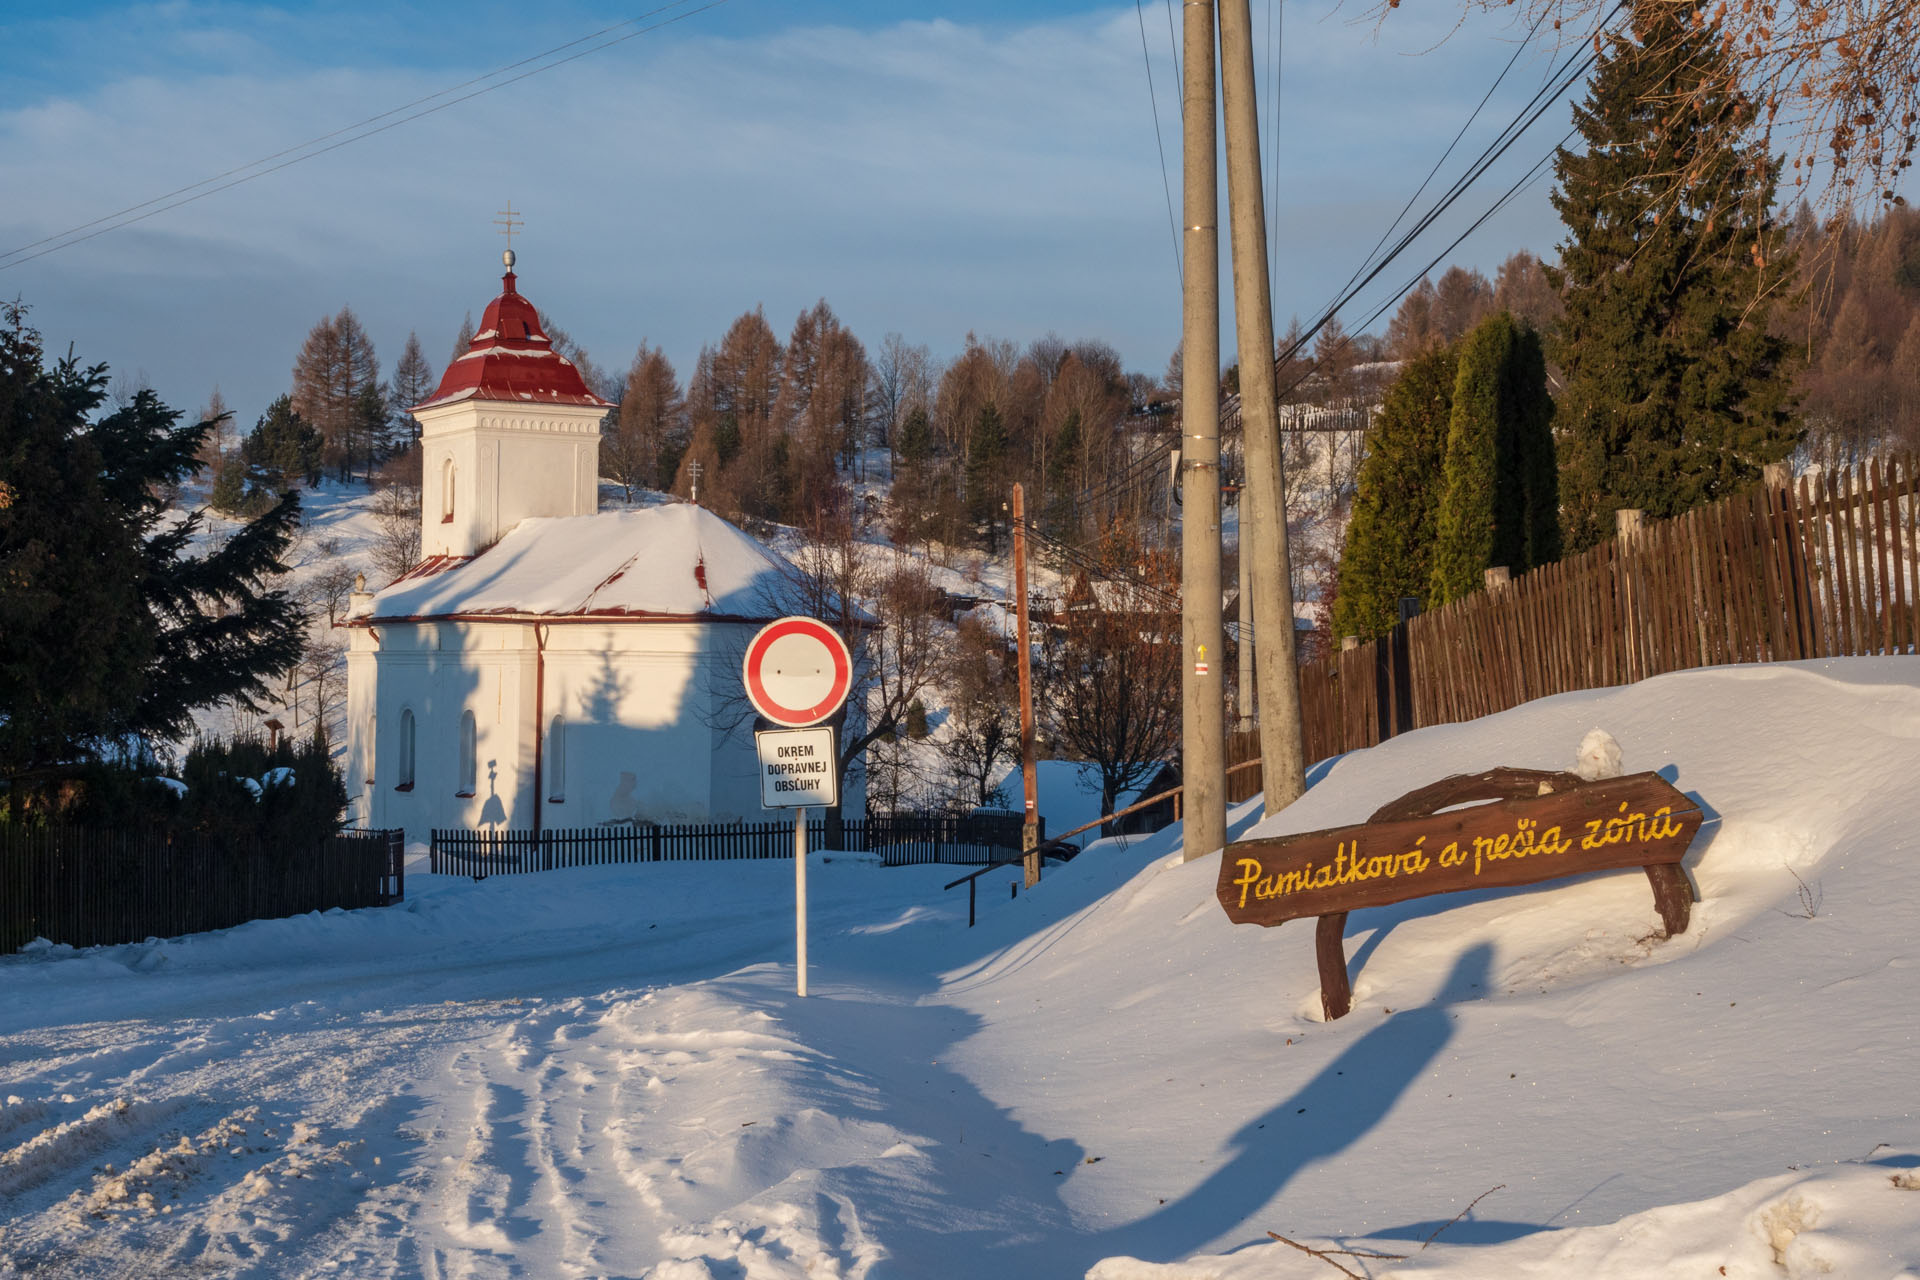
[429,812,1035,877]
[1,826,404,954]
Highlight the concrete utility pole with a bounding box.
[1179,0,1227,863]
[1217,0,1308,817]
[1237,528,1254,734]
[1012,483,1041,888]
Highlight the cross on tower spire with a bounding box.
[495,201,523,270]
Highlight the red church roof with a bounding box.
[414,270,612,412]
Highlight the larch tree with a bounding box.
[1330,346,1459,641]
[775,301,869,526]
[1493,251,1564,333]
[697,308,784,523]
[1431,266,1496,347]
[1550,0,1800,551]
[605,342,688,501]
[291,306,381,482]
[1789,206,1920,460]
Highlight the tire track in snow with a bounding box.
[0,1000,497,1279]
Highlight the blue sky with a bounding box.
[3,1,1585,426]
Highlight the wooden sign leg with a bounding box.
[1642,863,1692,936]
[1315,912,1352,1021]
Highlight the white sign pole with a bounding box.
[743,617,850,1004]
[794,805,809,997]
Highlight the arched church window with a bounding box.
[547,715,566,802]
[396,708,416,791]
[457,710,477,796]
[442,457,456,524]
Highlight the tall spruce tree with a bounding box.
[1,304,150,776]
[964,402,1008,548]
[242,395,324,489]
[1331,347,1458,641]
[1429,312,1558,604]
[389,331,435,448]
[1549,0,1799,551]
[0,303,306,780]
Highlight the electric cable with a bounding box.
[1272,7,1619,369]
[1,0,732,271]
[1136,0,1184,290]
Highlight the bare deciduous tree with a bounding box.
[938,614,1019,810]
[869,333,935,468]
[368,453,421,584]
[297,634,348,746]
[1448,0,1918,213]
[774,512,952,833]
[1037,534,1182,825]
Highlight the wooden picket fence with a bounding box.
[1288,454,1920,764]
[1,826,404,954]
[429,812,1033,877]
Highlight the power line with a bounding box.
[1135,0,1183,291]
[1331,8,1549,318]
[1273,126,1577,409]
[1275,5,1620,368]
[0,0,732,272]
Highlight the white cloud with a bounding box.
[0,3,1571,423]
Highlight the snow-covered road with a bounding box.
[7,660,1920,1278]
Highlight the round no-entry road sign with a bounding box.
[743,616,853,727]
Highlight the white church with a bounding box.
[344,254,845,841]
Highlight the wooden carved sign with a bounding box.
[1217,768,1705,1020]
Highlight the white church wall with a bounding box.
[358,623,537,841]
[492,415,602,537]
[355,618,783,844]
[542,625,715,827]
[419,431,483,560]
[417,402,605,558]
[344,640,378,829]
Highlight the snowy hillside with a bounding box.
[4,657,1917,1277]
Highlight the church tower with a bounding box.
[412,250,612,559]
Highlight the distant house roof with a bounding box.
[414,269,612,412]
[361,504,814,624]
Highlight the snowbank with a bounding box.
[2,658,1916,1278]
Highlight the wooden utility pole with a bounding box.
[1012,483,1041,887]
[1217,0,1308,817]
[1179,0,1227,863]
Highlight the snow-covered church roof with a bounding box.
[364,504,811,623]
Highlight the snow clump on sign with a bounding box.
[1573,727,1624,780]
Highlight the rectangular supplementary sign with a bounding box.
[756,726,838,810]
